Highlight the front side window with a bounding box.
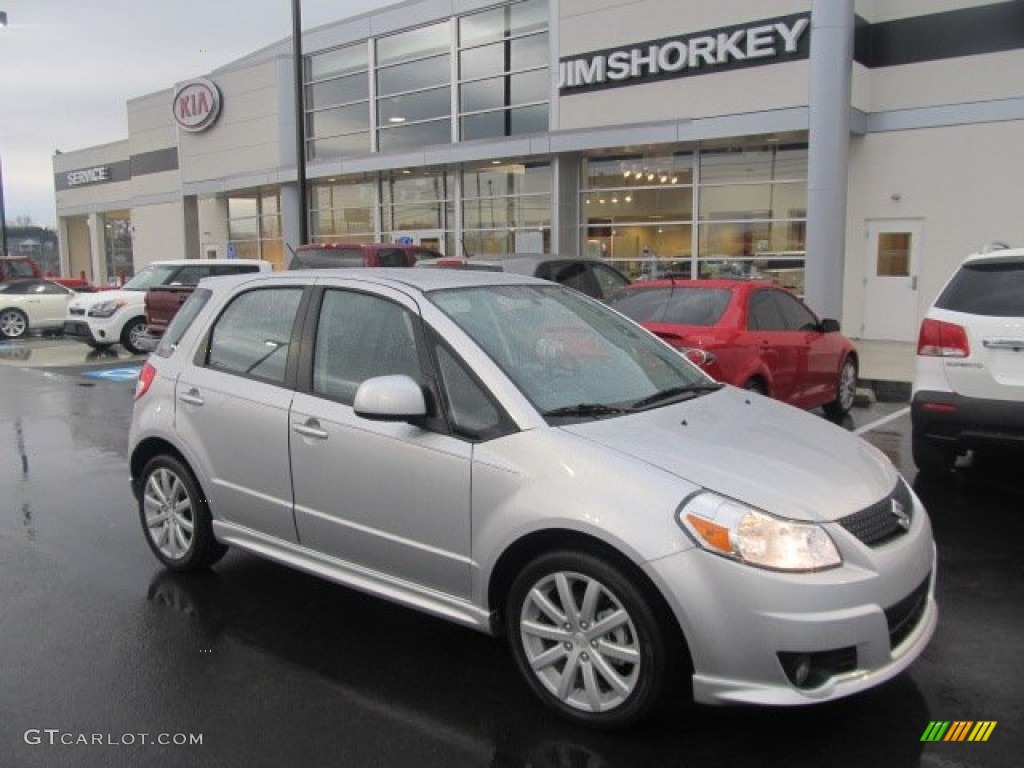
[206,288,303,385]
[434,344,503,440]
[313,290,422,405]
[775,291,819,331]
[748,291,787,331]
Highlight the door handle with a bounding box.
[292,419,329,440]
[178,388,204,406]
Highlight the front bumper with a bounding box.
[912,390,1024,450]
[647,503,937,706]
[63,319,100,345]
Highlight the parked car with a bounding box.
[911,244,1024,474]
[130,268,935,728]
[607,279,858,418]
[420,254,631,301]
[64,259,269,355]
[0,278,77,339]
[289,242,443,269]
[0,256,94,291]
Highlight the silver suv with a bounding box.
[912,245,1024,474]
[130,268,935,728]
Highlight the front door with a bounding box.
[862,220,922,341]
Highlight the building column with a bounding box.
[280,183,302,256]
[87,213,106,285]
[804,0,854,319]
[552,153,580,256]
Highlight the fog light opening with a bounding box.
[778,647,858,690]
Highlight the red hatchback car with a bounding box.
[608,279,859,418]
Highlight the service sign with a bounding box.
[559,13,811,94]
[66,166,112,187]
[173,78,222,132]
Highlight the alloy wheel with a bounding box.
[143,467,195,560]
[0,309,28,339]
[518,570,641,713]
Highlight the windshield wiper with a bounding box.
[628,383,723,411]
[543,403,629,420]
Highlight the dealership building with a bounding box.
[53,0,1024,345]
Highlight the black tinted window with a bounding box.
[936,262,1024,316]
[748,291,787,331]
[206,288,303,384]
[209,264,262,276]
[377,249,409,268]
[435,344,502,441]
[313,290,422,404]
[591,264,630,299]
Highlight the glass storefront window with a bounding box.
[585,154,695,190]
[227,188,281,269]
[700,144,808,184]
[310,134,371,160]
[103,214,134,284]
[459,0,547,46]
[377,21,450,66]
[306,74,370,110]
[460,70,548,113]
[308,44,367,81]
[377,55,451,97]
[310,178,378,242]
[699,182,807,222]
[378,120,452,152]
[377,87,451,125]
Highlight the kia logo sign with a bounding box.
[173,78,221,132]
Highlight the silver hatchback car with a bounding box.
[129,269,936,728]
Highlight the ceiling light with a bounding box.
[660,175,668,183]
[647,173,655,181]
[389,116,406,124]
[624,170,632,178]
[671,177,678,184]
[612,197,619,203]
[599,199,606,204]
[625,195,632,202]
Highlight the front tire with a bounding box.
[824,356,858,420]
[0,308,29,339]
[139,455,227,571]
[507,550,674,729]
[121,316,148,355]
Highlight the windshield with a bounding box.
[121,265,180,291]
[429,285,712,420]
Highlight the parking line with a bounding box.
[854,406,911,436]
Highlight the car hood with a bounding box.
[560,386,897,523]
[68,289,140,309]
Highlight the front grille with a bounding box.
[885,576,930,650]
[69,307,85,316]
[837,480,914,547]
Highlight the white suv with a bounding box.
[64,259,269,354]
[911,245,1024,474]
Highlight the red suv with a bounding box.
[289,243,443,269]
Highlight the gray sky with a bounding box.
[0,0,402,228]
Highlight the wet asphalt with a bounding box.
[1,338,1022,768]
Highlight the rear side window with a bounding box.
[377,249,410,267]
[205,288,304,384]
[208,264,262,276]
[155,288,212,357]
[935,262,1024,317]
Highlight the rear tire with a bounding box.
[824,357,858,420]
[912,434,956,475]
[139,455,227,572]
[744,378,766,396]
[507,550,675,729]
[0,308,29,339]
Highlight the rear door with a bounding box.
[746,289,805,403]
[933,257,1024,400]
[175,284,306,543]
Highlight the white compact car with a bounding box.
[63,259,269,354]
[912,244,1024,473]
[0,278,77,339]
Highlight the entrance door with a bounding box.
[392,230,444,254]
[862,220,922,341]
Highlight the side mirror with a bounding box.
[820,318,841,334]
[353,375,427,422]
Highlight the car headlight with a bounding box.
[88,300,127,318]
[677,492,841,572]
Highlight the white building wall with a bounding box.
[844,119,1024,336]
[131,202,186,269]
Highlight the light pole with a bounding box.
[291,0,309,245]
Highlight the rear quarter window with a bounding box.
[154,288,213,357]
[935,262,1024,316]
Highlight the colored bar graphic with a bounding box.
[921,721,996,742]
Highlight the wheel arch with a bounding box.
[131,436,192,491]
[486,528,687,651]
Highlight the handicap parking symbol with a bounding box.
[82,366,142,383]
